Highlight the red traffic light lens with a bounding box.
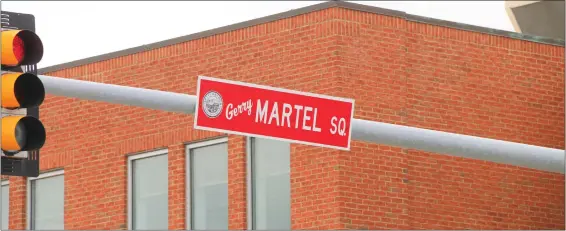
[13,35,25,63]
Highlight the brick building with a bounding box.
[2,1,564,230]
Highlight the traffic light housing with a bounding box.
[1,29,43,67]
[1,23,46,177]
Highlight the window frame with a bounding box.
[127,148,168,230]
[26,169,65,230]
[185,137,229,230]
[246,137,253,230]
[2,179,9,230]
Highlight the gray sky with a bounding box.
[1,1,514,69]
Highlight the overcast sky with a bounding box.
[1,1,515,69]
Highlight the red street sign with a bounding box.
[194,76,355,150]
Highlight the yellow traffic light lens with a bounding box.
[1,116,46,154]
[1,72,45,109]
[1,30,43,66]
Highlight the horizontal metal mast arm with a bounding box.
[39,75,198,114]
[38,75,565,173]
[351,120,564,173]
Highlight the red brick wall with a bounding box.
[329,8,565,230]
[4,6,564,230]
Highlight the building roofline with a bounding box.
[38,1,565,74]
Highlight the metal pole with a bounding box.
[38,75,565,173]
[39,75,198,114]
[351,120,564,173]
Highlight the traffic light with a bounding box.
[1,29,43,66]
[1,29,46,156]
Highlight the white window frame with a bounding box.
[26,169,65,230]
[127,148,168,230]
[185,137,228,230]
[2,180,9,230]
[246,137,253,230]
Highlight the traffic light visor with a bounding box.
[2,72,45,109]
[1,30,44,66]
[1,116,46,153]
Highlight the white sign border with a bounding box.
[194,75,355,151]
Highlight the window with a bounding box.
[186,137,229,230]
[248,137,291,230]
[2,180,8,230]
[27,170,65,230]
[128,149,168,230]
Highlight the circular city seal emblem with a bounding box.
[202,91,223,118]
